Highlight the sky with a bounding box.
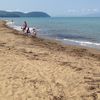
[0,0,100,16]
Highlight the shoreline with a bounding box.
[6,19,100,50]
[0,20,100,100]
[5,20,100,56]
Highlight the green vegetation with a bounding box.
[0,10,51,17]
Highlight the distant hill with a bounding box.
[0,10,51,17]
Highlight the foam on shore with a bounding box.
[6,20,34,32]
[56,38,100,49]
[6,20,22,31]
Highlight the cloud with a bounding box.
[92,9,99,12]
[82,8,99,13]
[67,9,78,13]
[66,8,99,16]
[87,9,99,12]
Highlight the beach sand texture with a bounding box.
[0,20,100,100]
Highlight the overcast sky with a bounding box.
[0,0,100,16]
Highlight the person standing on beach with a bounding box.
[21,21,27,32]
[26,27,31,35]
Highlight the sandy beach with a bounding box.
[0,20,100,100]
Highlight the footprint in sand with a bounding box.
[83,73,100,100]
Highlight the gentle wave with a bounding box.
[62,38,100,48]
[6,20,22,31]
[6,20,38,32]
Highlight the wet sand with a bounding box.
[0,20,100,100]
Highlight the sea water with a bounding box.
[1,17,100,49]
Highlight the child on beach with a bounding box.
[31,28,37,37]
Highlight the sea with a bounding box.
[1,17,100,49]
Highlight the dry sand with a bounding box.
[0,20,100,100]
